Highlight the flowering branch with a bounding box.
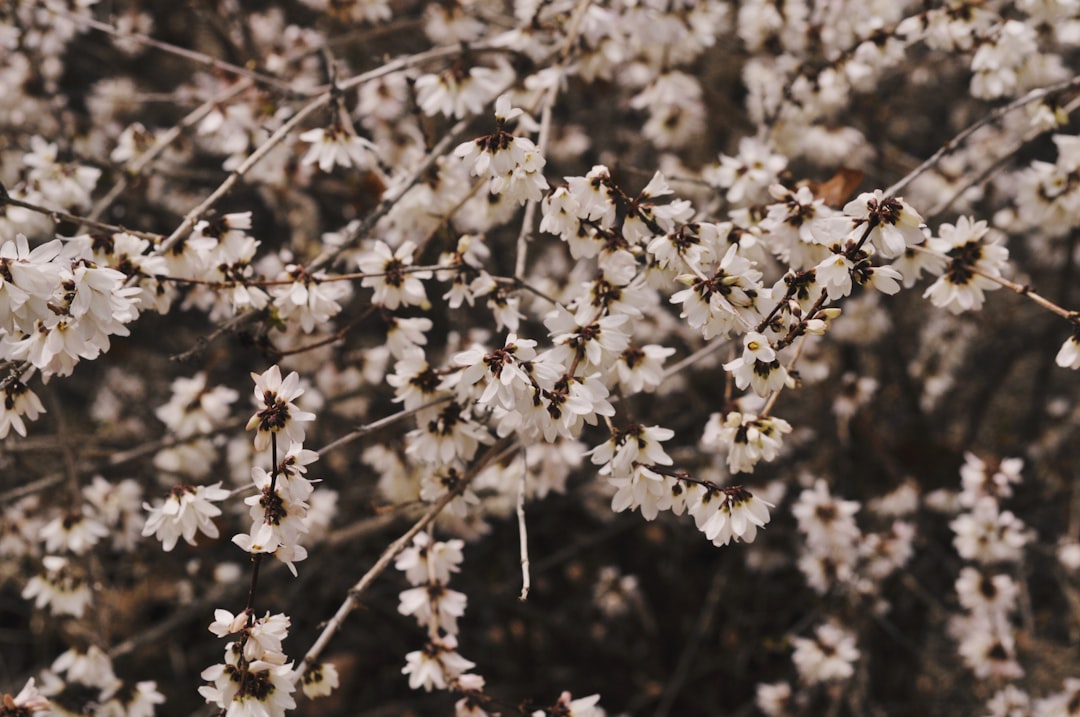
[295,436,516,677]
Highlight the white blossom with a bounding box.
[246,365,316,452]
[142,483,231,552]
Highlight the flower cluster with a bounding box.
[0,233,140,379]
[396,534,480,694]
[13,647,162,717]
[948,454,1030,680]
[454,94,549,205]
[199,611,297,717]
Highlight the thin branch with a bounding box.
[927,95,1080,220]
[886,74,1080,198]
[516,449,531,601]
[660,339,727,384]
[2,194,162,242]
[316,396,454,457]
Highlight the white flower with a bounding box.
[399,584,468,634]
[611,344,674,394]
[246,612,291,664]
[984,685,1030,717]
[690,485,774,546]
[761,184,835,269]
[0,380,46,436]
[702,411,792,474]
[141,482,231,551]
[454,111,548,206]
[545,305,631,371]
[958,451,1023,507]
[23,135,101,209]
[299,124,377,172]
[1034,678,1080,717]
[209,609,251,639]
[51,645,116,689]
[300,661,340,699]
[270,268,352,334]
[671,244,767,339]
[395,532,465,586]
[386,346,447,413]
[22,555,93,617]
[704,136,787,205]
[724,332,791,397]
[199,656,296,717]
[455,333,538,410]
[100,679,165,717]
[955,567,1018,616]
[357,240,432,310]
[39,510,109,554]
[533,691,605,717]
[232,461,313,572]
[755,682,792,717]
[539,186,584,241]
[246,365,317,452]
[386,315,433,359]
[951,496,1030,564]
[405,401,492,465]
[591,424,674,479]
[402,634,476,692]
[923,216,1008,313]
[415,66,504,118]
[792,479,862,555]
[815,251,855,300]
[791,622,860,684]
[155,372,238,438]
[953,614,1024,680]
[566,165,617,227]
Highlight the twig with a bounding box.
[516,449,531,601]
[316,396,455,457]
[2,194,162,242]
[660,339,727,384]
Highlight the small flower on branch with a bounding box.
[299,123,377,173]
[922,216,1008,313]
[246,365,316,452]
[142,483,231,552]
[300,662,340,700]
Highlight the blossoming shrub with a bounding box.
[2,1,1080,716]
